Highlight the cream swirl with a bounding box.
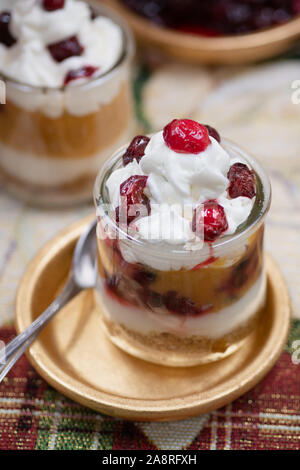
[0,0,123,88]
[141,131,230,204]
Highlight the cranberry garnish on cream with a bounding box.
[123,135,150,166]
[163,119,210,153]
[204,124,221,143]
[63,65,98,85]
[227,162,256,199]
[48,35,84,63]
[117,175,150,225]
[192,200,228,242]
[42,0,65,12]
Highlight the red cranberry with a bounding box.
[0,11,16,48]
[176,25,221,36]
[204,124,221,143]
[141,289,163,309]
[118,175,150,224]
[105,273,121,294]
[192,199,228,242]
[163,290,194,315]
[115,206,120,224]
[132,266,156,286]
[123,135,150,166]
[140,285,213,315]
[42,0,65,11]
[163,119,210,154]
[48,36,84,63]
[120,175,148,204]
[162,290,212,316]
[227,162,256,199]
[89,6,99,19]
[219,241,259,295]
[64,65,98,85]
[104,272,137,307]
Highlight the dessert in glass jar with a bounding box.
[0,0,135,206]
[94,119,271,367]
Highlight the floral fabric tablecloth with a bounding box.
[0,54,300,450]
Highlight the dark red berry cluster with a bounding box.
[122,0,298,35]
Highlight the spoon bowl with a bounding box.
[72,219,97,289]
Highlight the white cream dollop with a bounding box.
[135,204,195,245]
[0,0,123,87]
[141,131,230,205]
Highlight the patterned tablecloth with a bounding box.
[0,54,300,450]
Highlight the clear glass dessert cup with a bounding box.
[93,139,271,367]
[0,2,135,207]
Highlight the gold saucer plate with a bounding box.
[15,216,291,421]
[103,0,300,64]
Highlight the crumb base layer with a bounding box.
[97,298,264,367]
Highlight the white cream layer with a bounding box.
[0,125,133,186]
[6,64,128,118]
[96,271,266,339]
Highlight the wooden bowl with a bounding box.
[103,0,300,64]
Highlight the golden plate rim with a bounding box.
[15,216,291,421]
[103,0,300,64]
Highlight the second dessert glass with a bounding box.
[0,2,135,206]
[94,139,271,367]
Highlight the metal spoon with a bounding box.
[0,219,97,383]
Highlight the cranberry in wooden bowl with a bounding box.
[104,0,300,64]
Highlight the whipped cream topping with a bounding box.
[106,131,255,248]
[0,0,123,87]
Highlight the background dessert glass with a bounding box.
[0,2,135,207]
[94,139,271,367]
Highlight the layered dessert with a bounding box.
[94,118,271,366]
[122,0,299,35]
[0,0,134,205]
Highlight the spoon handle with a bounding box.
[0,334,37,383]
[0,278,80,383]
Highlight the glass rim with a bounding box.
[0,0,135,93]
[94,137,271,257]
